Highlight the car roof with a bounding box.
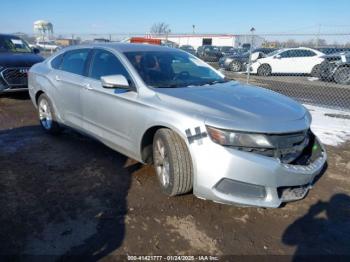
[64,43,178,53]
[0,33,21,39]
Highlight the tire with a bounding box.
[257,64,272,76]
[229,61,242,72]
[153,128,193,196]
[311,64,321,78]
[319,62,332,81]
[333,67,350,85]
[37,93,62,135]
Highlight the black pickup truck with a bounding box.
[0,34,44,93]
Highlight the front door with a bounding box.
[81,48,139,155]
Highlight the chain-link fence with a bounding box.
[214,33,350,112]
[10,32,350,111]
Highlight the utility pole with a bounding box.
[316,24,321,48]
[246,27,255,84]
[192,25,195,34]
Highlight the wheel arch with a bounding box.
[140,124,189,164]
[35,90,45,106]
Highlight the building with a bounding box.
[149,34,265,50]
[55,38,80,46]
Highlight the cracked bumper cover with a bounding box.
[191,137,326,208]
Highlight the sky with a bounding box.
[1,0,350,35]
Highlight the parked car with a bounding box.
[196,45,223,62]
[36,41,61,52]
[319,51,350,84]
[28,43,326,208]
[219,48,277,72]
[316,47,350,55]
[250,47,325,76]
[0,34,44,93]
[219,46,240,57]
[179,45,196,55]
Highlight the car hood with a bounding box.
[227,54,249,59]
[0,52,44,68]
[155,81,310,133]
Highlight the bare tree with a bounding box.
[150,22,171,36]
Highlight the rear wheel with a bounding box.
[229,61,242,72]
[153,129,193,196]
[311,64,321,78]
[37,93,62,135]
[257,64,272,76]
[333,67,350,85]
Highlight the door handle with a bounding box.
[55,75,61,81]
[83,83,93,90]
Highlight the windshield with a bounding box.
[124,51,226,88]
[266,50,281,57]
[206,46,219,51]
[181,46,194,50]
[221,47,233,52]
[0,35,32,53]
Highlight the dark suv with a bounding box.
[179,45,196,55]
[0,34,44,93]
[219,48,276,72]
[196,45,223,62]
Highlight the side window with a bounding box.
[302,50,316,57]
[280,51,292,58]
[60,49,90,76]
[89,49,131,81]
[51,54,63,69]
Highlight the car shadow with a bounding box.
[0,91,30,100]
[282,193,350,261]
[0,125,139,260]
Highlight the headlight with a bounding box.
[206,126,274,148]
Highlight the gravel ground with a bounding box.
[0,93,349,261]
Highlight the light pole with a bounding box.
[192,25,195,34]
[246,27,255,84]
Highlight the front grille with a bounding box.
[0,67,29,87]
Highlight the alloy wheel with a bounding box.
[154,138,170,187]
[39,98,53,130]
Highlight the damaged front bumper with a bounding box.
[191,134,327,208]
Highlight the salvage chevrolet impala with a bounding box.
[28,43,327,208]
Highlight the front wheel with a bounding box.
[37,93,62,135]
[229,61,242,72]
[153,129,193,196]
[257,64,272,76]
[333,67,350,85]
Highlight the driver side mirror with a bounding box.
[101,75,131,90]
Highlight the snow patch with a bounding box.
[304,104,350,147]
[307,77,319,82]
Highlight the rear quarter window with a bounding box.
[51,54,63,69]
[60,49,90,75]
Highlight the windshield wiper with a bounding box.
[198,79,230,86]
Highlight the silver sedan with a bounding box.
[28,43,327,208]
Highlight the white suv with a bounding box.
[250,47,325,76]
[36,41,60,52]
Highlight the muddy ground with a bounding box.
[0,93,349,261]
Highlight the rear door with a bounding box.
[297,49,319,73]
[54,48,91,128]
[269,50,296,73]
